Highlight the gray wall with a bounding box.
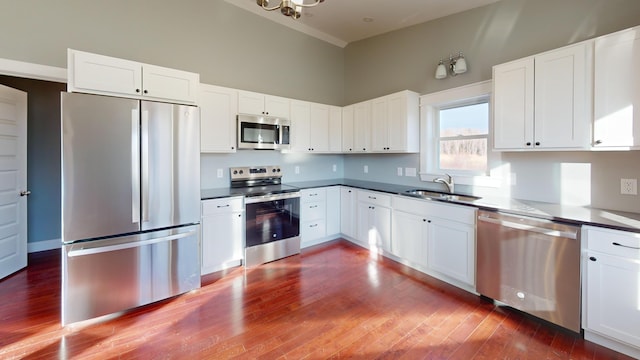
[344,0,640,104]
[0,0,344,105]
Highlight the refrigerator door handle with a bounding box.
[141,110,150,222]
[131,110,140,224]
[67,229,197,257]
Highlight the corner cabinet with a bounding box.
[238,90,290,118]
[300,186,340,247]
[342,102,370,153]
[582,226,640,359]
[199,84,237,153]
[392,196,476,289]
[493,42,592,150]
[371,90,419,153]
[201,197,245,275]
[68,49,199,105]
[592,26,640,149]
[289,101,340,153]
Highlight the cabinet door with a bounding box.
[325,186,341,237]
[388,92,419,152]
[493,57,534,149]
[353,101,371,152]
[340,187,357,238]
[201,211,244,275]
[265,95,290,118]
[309,103,330,152]
[585,252,640,348]
[593,27,640,148]
[290,100,311,152]
[69,49,142,97]
[373,206,392,252]
[142,64,199,104]
[328,106,343,153]
[199,84,238,153]
[358,202,390,252]
[534,43,590,149]
[342,106,355,152]
[238,90,266,115]
[427,217,475,286]
[392,210,428,269]
[371,97,389,151]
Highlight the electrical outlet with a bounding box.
[332,164,337,172]
[216,169,223,178]
[364,165,368,174]
[621,178,637,195]
[405,168,417,177]
[295,166,300,174]
[397,167,403,176]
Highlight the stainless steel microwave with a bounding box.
[237,114,291,150]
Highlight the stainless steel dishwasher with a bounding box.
[476,210,581,332]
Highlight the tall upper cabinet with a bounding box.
[68,49,199,105]
[199,84,238,153]
[493,42,592,150]
[592,26,640,149]
[238,90,290,118]
[371,90,419,153]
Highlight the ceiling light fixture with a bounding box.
[435,52,468,79]
[256,0,325,20]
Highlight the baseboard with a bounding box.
[28,239,61,253]
[584,330,640,359]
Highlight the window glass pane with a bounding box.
[439,102,488,137]
[439,138,487,172]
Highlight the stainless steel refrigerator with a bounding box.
[61,92,201,325]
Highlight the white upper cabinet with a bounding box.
[290,100,312,152]
[493,42,592,150]
[342,105,355,152]
[289,101,339,153]
[371,90,419,153]
[593,26,640,149]
[238,90,290,118]
[353,101,372,152]
[309,103,330,152]
[68,49,199,104]
[328,106,343,153]
[199,84,238,153]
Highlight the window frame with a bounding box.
[419,80,502,187]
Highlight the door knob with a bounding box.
[20,190,31,196]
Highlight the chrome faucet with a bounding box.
[434,173,454,193]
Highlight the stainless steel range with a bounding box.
[230,166,300,267]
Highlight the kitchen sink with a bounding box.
[405,189,481,202]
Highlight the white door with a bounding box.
[0,85,28,280]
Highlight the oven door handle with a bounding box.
[245,192,300,204]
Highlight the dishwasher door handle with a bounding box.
[478,215,578,239]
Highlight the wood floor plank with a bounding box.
[0,240,636,360]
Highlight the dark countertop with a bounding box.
[202,178,640,233]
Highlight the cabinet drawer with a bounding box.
[201,197,244,216]
[585,226,640,259]
[301,201,326,220]
[301,219,326,240]
[357,190,391,207]
[393,195,476,225]
[301,188,327,202]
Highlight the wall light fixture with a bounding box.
[435,52,467,79]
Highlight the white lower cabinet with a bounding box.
[340,186,357,239]
[582,226,640,359]
[201,197,244,275]
[300,186,340,247]
[391,195,476,290]
[356,190,392,252]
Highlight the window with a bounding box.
[420,80,500,187]
[437,101,488,173]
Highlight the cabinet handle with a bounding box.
[535,141,540,146]
[135,89,141,93]
[594,140,603,145]
[526,142,531,146]
[613,242,640,250]
[309,224,318,228]
[423,219,426,222]
[589,256,597,261]
[363,148,366,151]
[368,196,376,200]
[231,146,235,150]
[143,89,148,94]
[309,193,318,197]
[309,205,318,209]
[217,204,230,208]
[238,214,241,218]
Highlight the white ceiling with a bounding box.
[225,0,501,47]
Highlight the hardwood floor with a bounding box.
[0,240,633,359]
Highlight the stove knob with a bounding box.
[277,168,281,172]
[233,170,238,175]
[272,168,277,173]
[239,170,244,174]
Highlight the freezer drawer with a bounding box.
[62,225,200,325]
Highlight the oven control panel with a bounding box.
[230,165,282,181]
